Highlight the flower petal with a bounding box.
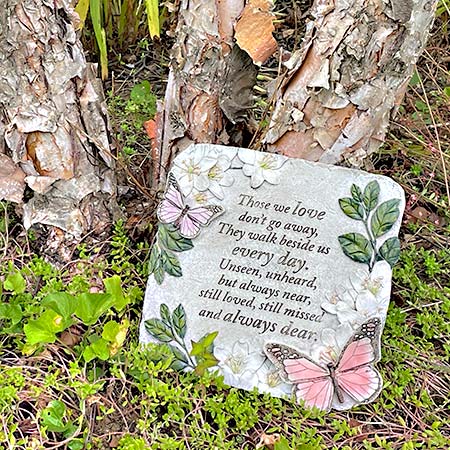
[216,154,232,171]
[172,171,193,196]
[194,173,210,191]
[355,291,377,317]
[321,301,338,315]
[321,328,338,347]
[238,149,256,165]
[242,164,255,177]
[208,181,225,200]
[251,169,265,188]
[263,169,282,185]
[220,171,234,187]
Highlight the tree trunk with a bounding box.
[262,0,438,165]
[0,0,115,236]
[156,0,274,187]
[157,0,437,180]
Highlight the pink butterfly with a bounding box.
[264,318,383,412]
[157,173,225,239]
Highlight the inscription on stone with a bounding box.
[140,144,405,411]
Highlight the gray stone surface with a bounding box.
[140,144,405,411]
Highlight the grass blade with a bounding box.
[144,0,160,39]
[90,0,108,79]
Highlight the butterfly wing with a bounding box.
[178,205,225,239]
[157,173,185,224]
[265,343,334,412]
[294,377,335,412]
[335,365,382,403]
[334,318,383,404]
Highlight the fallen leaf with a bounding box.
[409,206,430,222]
[60,327,82,347]
[144,102,164,185]
[235,0,278,65]
[256,432,280,449]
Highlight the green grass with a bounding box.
[0,211,449,449]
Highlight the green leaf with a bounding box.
[409,70,420,87]
[148,245,160,274]
[104,275,128,311]
[363,181,380,212]
[194,353,219,376]
[102,320,120,342]
[190,331,218,356]
[74,293,114,326]
[338,233,372,264]
[75,0,90,28]
[145,318,174,342]
[41,400,68,433]
[90,338,110,360]
[350,184,362,202]
[130,80,153,105]
[371,199,401,238]
[161,250,182,277]
[83,337,110,362]
[42,293,77,322]
[339,198,365,220]
[149,245,165,284]
[4,272,26,294]
[154,263,165,285]
[24,310,67,345]
[67,439,84,450]
[378,237,401,268]
[274,437,292,450]
[0,302,22,323]
[172,304,187,338]
[82,345,96,363]
[168,344,189,371]
[160,304,171,324]
[158,224,194,252]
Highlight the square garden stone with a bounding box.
[140,144,405,412]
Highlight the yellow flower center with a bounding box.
[363,276,383,295]
[182,158,201,179]
[193,192,208,204]
[226,354,246,374]
[266,371,281,388]
[259,155,277,170]
[208,165,222,181]
[329,292,339,305]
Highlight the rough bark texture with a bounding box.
[0,0,116,236]
[156,0,264,186]
[263,0,438,165]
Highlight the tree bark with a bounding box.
[157,0,437,179]
[262,0,438,165]
[0,0,115,236]
[155,0,265,187]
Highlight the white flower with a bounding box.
[355,292,389,319]
[191,190,215,205]
[313,324,353,365]
[322,262,392,326]
[215,340,263,389]
[238,149,285,188]
[350,262,390,299]
[172,147,219,196]
[321,288,365,327]
[194,150,236,200]
[351,262,391,319]
[257,362,292,397]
